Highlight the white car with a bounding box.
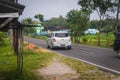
[46,31,71,50]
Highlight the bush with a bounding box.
[0,38,6,46]
[82,37,88,43]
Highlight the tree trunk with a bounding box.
[98,20,102,46]
[98,32,100,46]
[8,29,14,48]
[114,0,120,33]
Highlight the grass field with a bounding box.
[0,42,55,80]
[73,33,115,48]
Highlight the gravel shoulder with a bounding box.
[38,62,78,80]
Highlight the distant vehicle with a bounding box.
[36,31,47,36]
[46,31,71,50]
[113,31,120,57]
[84,29,99,34]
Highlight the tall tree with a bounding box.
[34,14,44,22]
[78,0,113,46]
[66,9,89,42]
[43,16,67,27]
[90,20,99,29]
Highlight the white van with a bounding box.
[46,31,71,50]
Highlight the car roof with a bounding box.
[51,31,68,33]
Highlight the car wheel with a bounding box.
[47,42,50,48]
[47,45,50,48]
[50,43,54,50]
[117,49,120,57]
[68,46,71,50]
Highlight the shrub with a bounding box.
[82,37,88,43]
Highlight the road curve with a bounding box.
[25,37,120,75]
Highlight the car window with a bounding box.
[51,33,54,37]
[55,33,69,37]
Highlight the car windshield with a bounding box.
[55,33,69,37]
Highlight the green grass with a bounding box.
[0,48,56,80]
[72,33,115,48]
[23,50,55,70]
[0,39,56,80]
[0,44,17,80]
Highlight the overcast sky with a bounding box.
[19,0,99,21]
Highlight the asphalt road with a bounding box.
[25,37,120,74]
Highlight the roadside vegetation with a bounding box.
[0,33,120,80]
[72,33,115,48]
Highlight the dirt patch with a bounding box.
[24,43,50,53]
[33,47,50,53]
[38,62,78,80]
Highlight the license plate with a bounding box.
[61,44,65,47]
